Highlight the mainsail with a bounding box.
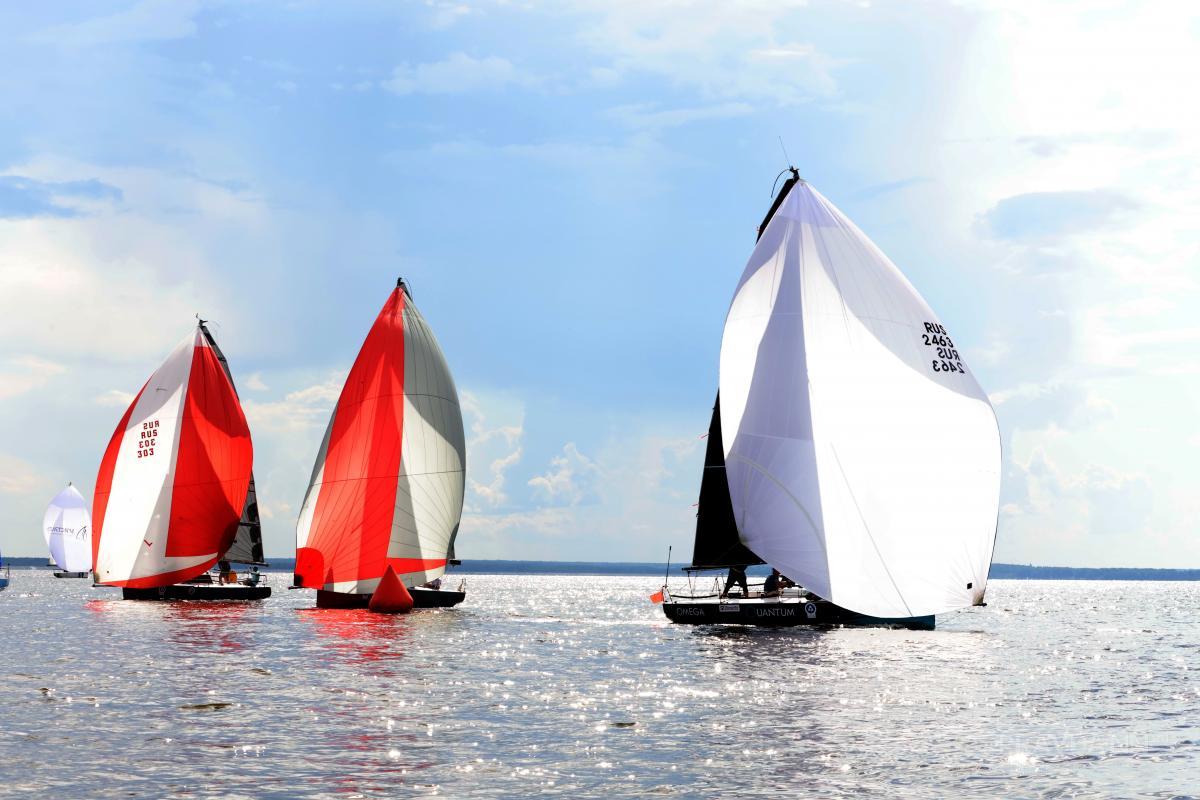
[92,326,254,588]
[690,396,763,569]
[198,321,266,566]
[294,279,465,594]
[718,175,1001,618]
[44,483,92,573]
[689,179,800,571]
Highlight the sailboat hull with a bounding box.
[53,571,89,579]
[662,598,934,630]
[121,584,271,601]
[316,588,466,609]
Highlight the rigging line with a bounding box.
[777,136,792,170]
[827,443,913,618]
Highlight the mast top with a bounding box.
[397,277,412,298]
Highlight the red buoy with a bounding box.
[368,565,414,614]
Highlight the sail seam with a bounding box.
[827,443,913,618]
[728,452,828,564]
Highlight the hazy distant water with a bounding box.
[0,573,1196,799]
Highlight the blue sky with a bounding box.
[1,1,1197,567]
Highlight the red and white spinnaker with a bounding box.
[294,280,465,597]
[92,326,254,588]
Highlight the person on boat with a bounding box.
[422,577,442,590]
[217,560,234,584]
[762,569,795,597]
[244,566,261,587]
[722,565,749,597]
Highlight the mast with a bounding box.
[197,320,267,566]
[688,169,803,570]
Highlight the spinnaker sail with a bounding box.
[717,174,1001,618]
[92,325,254,588]
[44,483,92,573]
[294,279,465,595]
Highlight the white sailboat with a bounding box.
[44,483,92,578]
[662,169,1001,629]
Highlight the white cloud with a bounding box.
[0,356,65,400]
[241,373,344,434]
[461,423,701,561]
[606,102,754,132]
[460,390,524,510]
[244,372,268,392]
[527,442,599,506]
[383,53,537,95]
[573,1,839,104]
[95,388,135,407]
[0,452,48,495]
[32,0,202,47]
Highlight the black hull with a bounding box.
[663,598,934,630]
[315,588,466,609]
[122,584,271,601]
[53,571,89,579]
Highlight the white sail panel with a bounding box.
[386,300,466,589]
[44,484,92,573]
[720,181,1001,618]
[95,333,201,584]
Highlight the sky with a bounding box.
[1,1,1197,567]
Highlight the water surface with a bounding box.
[0,573,1195,798]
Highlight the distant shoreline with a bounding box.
[5,557,1199,581]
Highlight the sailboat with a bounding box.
[92,321,269,601]
[45,483,92,578]
[661,169,1001,630]
[0,543,9,591]
[294,278,466,613]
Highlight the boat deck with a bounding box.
[663,591,934,630]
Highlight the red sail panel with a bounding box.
[299,289,406,588]
[91,381,148,571]
[165,340,253,561]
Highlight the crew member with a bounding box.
[722,565,749,597]
[763,568,794,597]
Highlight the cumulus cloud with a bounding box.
[95,388,135,408]
[980,190,1140,241]
[528,442,600,506]
[460,391,523,510]
[0,356,65,401]
[383,53,537,95]
[575,2,839,104]
[32,0,203,46]
[0,175,122,219]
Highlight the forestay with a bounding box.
[92,327,254,588]
[44,484,92,573]
[294,282,465,594]
[719,180,1001,618]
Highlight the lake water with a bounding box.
[0,572,1196,798]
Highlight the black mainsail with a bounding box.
[688,169,803,570]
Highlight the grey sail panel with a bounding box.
[199,322,267,566]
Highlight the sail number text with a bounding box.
[921,322,966,375]
[137,419,159,458]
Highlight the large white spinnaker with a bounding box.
[44,484,92,573]
[719,179,1001,618]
